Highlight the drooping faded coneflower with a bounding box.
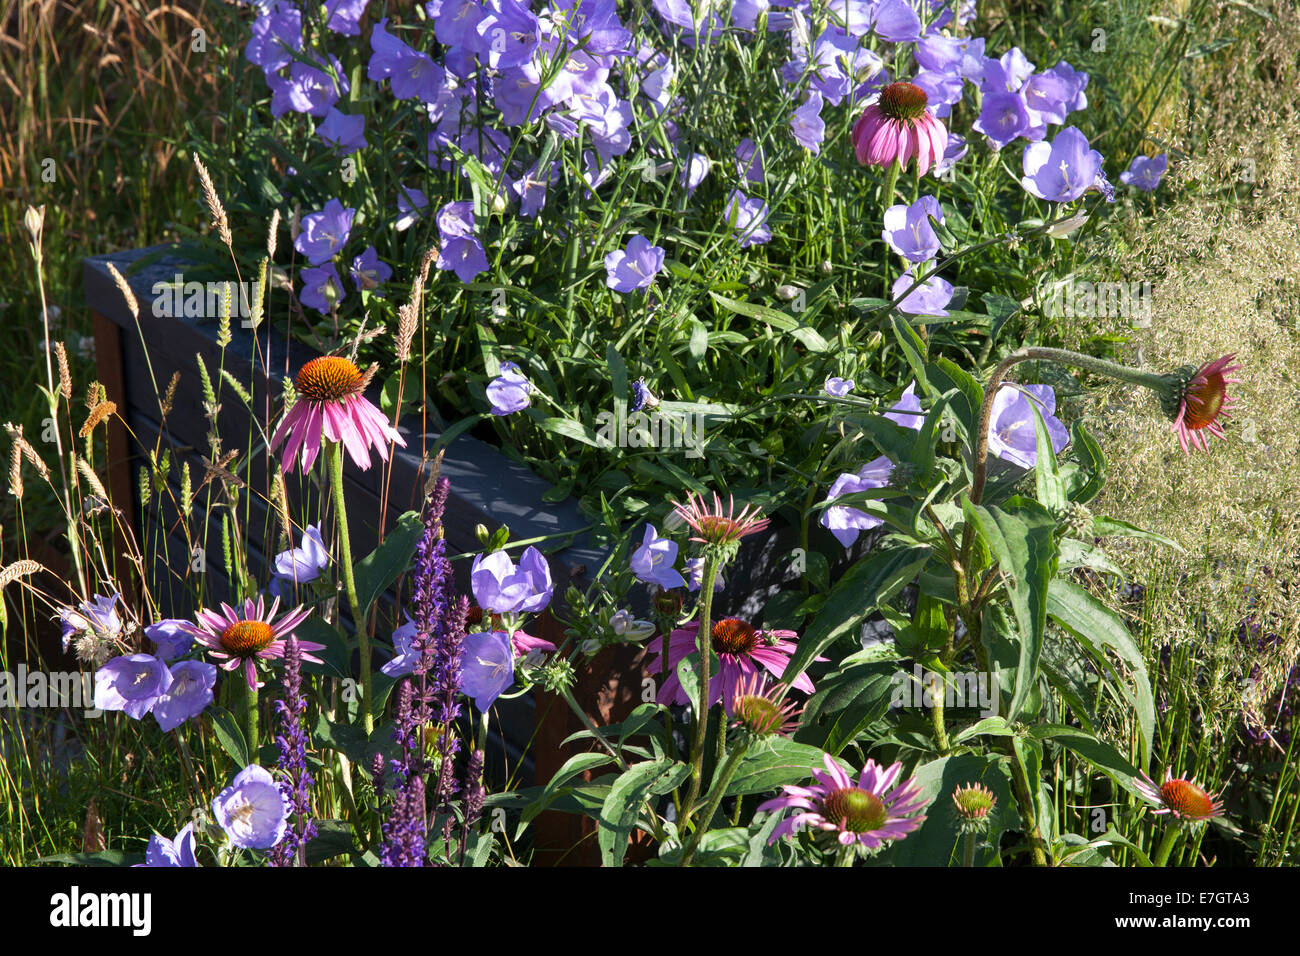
[1135,768,1225,821]
[1160,354,1241,454]
[270,635,317,867]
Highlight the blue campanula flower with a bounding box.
[435,201,489,283]
[152,660,218,731]
[300,263,344,313]
[892,264,953,316]
[471,546,554,615]
[351,246,393,291]
[213,765,289,850]
[724,190,772,248]
[605,235,665,292]
[316,108,367,155]
[295,199,355,265]
[94,654,172,719]
[1021,126,1104,202]
[882,196,944,263]
[460,631,514,712]
[134,824,198,867]
[820,457,894,548]
[486,361,532,415]
[630,524,686,590]
[790,93,826,154]
[1120,153,1168,192]
[145,619,193,661]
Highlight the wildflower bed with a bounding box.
[3,0,1289,870]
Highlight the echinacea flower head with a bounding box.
[645,617,814,714]
[134,823,198,868]
[1160,354,1241,454]
[670,491,770,558]
[271,355,406,474]
[213,764,289,850]
[952,782,997,829]
[731,673,802,738]
[1135,769,1224,821]
[758,753,927,849]
[851,81,949,175]
[185,596,324,690]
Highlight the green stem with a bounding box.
[245,679,259,758]
[931,682,950,754]
[680,553,722,830]
[679,739,750,867]
[835,843,857,867]
[962,831,977,868]
[1152,824,1183,867]
[326,440,372,735]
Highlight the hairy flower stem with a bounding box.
[962,831,977,867]
[679,739,749,866]
[245,680,259,754]
[326,440,372,734]
[680,553,722,831]
[1008,750,1049,865]
[931,683,950,754]
[1152,824,1183,867]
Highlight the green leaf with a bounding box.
[598,759,688,867]
[353,511,423,617]
[519,751,618,835]
[1067,420,1107,504]
[1030,724,1146,798]
[783,546,932,687]
[1090,516,1184,551]
[304,819,357,864]
[930,357,984,438]
[38,850,141,866]
[891,754,1015,866]
[538,415,602,446]
[890,313,930,395]
[1027,395,1066,513]
[208,705,250,767]
[1046,578,1155,765]
[725,739,853,796]
[951,716,1015,745]
[962,500,1057,722]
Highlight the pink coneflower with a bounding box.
[759,753,927,849]
[1135,769,1225,821]
[670,491,770,547]
[185,596,325,690]
[271,355,406,474]
[645,617,814,714]
[851,82,949,176]
[1167,354,1241,454]
[731,673,802,738]
[952,782,997,823]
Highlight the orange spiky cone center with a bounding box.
[295,356,364,403]
[220,620,276,656]
[879,82,929,121]
[712,618,759,655]
[1159,779,1216,818]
